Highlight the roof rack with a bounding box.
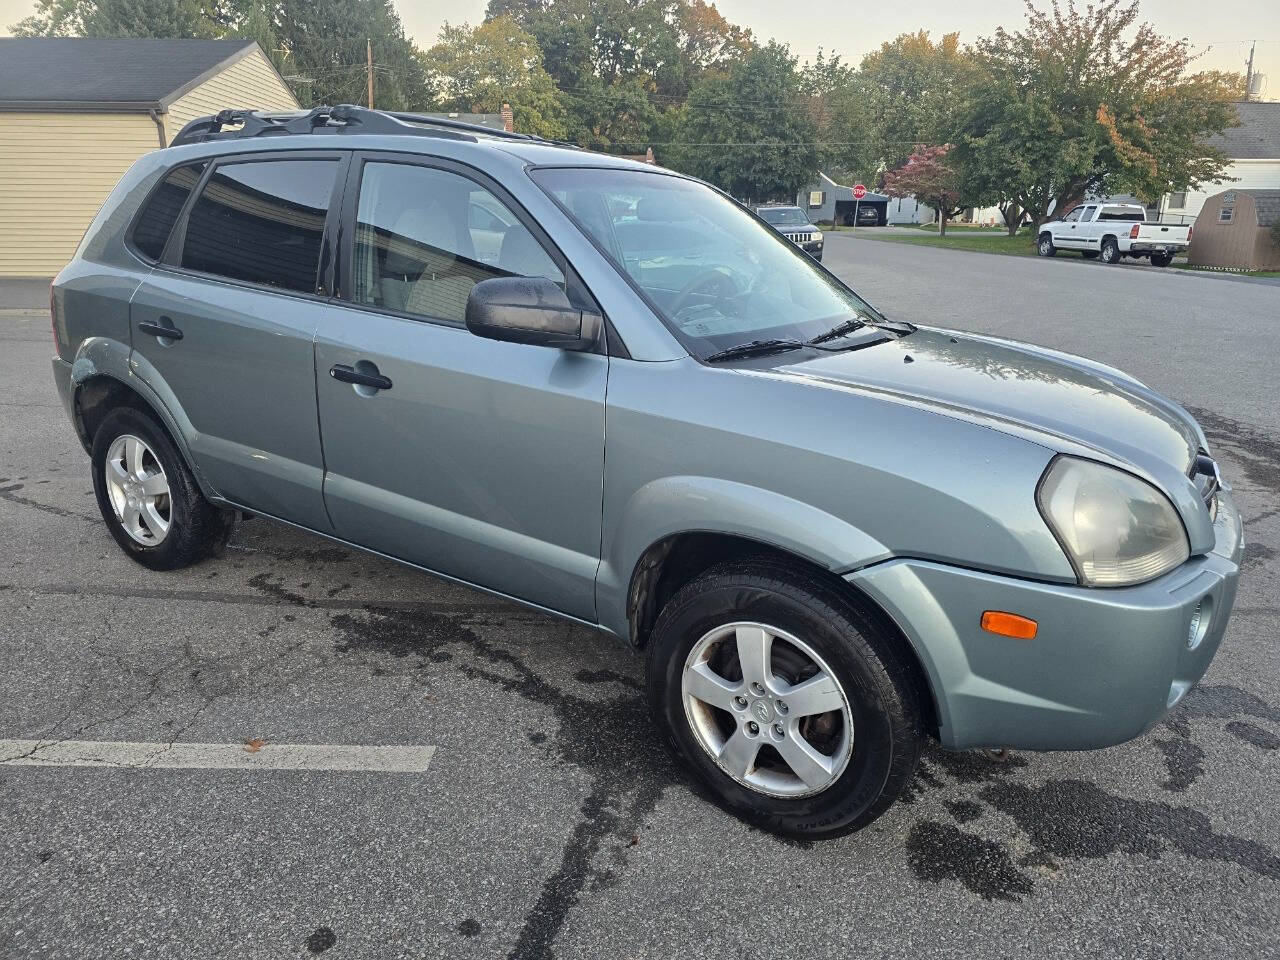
[169,103,576,149]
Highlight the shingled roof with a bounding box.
[0,38,262,111]
[1207,101,1280,160]
[1243,190,1280,228]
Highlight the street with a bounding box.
[2,238,1278,959]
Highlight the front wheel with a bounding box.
[1150,252,1173,268]
[645,560,924,838]
[1100,237,1121,264]
[91,407,234,570]
[1037,233,1056,257]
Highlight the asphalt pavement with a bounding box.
[1,240,1278,959]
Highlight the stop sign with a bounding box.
[853,183,867,200]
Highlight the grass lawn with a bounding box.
[866,231,1039,257]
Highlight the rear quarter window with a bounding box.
[130,162,206,261]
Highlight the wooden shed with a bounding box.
[0,38,300,277]
[1187,189,1280,271]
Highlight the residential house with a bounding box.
[0,37,299,277]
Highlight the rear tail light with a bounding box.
[1130,224,1140,239]
[49,283,59,356]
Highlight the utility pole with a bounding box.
[1245,40,1255,101]
[366,38,374,109]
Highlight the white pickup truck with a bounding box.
[1037,202,1192,267]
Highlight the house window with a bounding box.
[809,191,824,208]
[1167,191,1187,209]
[1219,206,1234,223]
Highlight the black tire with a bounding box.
[1150,252,1173,268]
[1100,237,1120,264]
[1082,251,1098,260]
[91,407,234,570]
[646,560,924,839]
[1037,233,1056,257]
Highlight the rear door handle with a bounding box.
[329,363,392,391]
[138,319,183,340]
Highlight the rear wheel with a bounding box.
[1150,252,1173,268]
[1100,237,1121,264]
[646,560,924,838]
[1037,233,1056,257]
[91,407,234,570]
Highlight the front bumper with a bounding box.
[847,488,1243,751]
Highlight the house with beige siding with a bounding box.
[0,37,299,277]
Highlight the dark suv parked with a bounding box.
[754,205,824,260]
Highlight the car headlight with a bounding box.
[1037,456,1189,586]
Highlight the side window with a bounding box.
[351,162,564,323]
[1079,205,1097,222]
[131,162,206,261]
[181,158,338,294]
[1063,207,1082,223]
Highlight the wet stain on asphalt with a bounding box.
[1152,736,1206,793]
[1242,542,1277,570]
[303,926,337,954]
[457,919,482,937]
[318,600,683,960]
[239,569,1280,952]
[1226,720,1280,750]
[906,820,1035,901]
[982,779,1280,879]
[943,798,983,823]
[1187,406,1280,500]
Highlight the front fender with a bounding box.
[595,475,891,637]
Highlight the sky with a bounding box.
[1,0,1277,97]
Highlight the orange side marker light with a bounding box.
[981,610,1038,640]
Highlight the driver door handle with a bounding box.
[329,363,392,391]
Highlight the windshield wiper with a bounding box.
[809,315,915,346]
[807,317,869,345]
[702,339,807,363]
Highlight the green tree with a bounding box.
[858,31,975,171]
[670,42,818,201]
[10,0,88,35]
[268,0,427,109]
[421,18,568,139]
[959,0,1241,235]
[800,49,877,186]
[483,0,753,152]
[81,0,218,37]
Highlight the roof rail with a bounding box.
[168,104,576,149]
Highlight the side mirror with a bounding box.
[465,276,601,351]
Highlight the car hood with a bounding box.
[765,327,1201,479]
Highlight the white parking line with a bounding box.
[0,739,435,772]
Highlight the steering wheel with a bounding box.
[668,269,739,318]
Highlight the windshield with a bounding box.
[758,207,809,225]
[531,168,884,356]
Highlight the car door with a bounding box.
[1053,206,1085,247]
[1074,204,1099,251]
[129,152,348,532]
[314,154,608,620]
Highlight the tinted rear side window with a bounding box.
[181,159,338,293]
[131,162,206,261]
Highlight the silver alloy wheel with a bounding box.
[104,434,171,546]
[681,622,854,798]
[1038,236,1052,255]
